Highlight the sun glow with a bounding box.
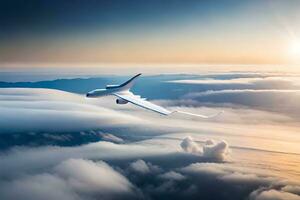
[289,40,300,59]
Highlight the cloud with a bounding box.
[0,88,144,134]
[54,159,134,198]
[181,162,275,183]
[180,136,202,154]
[180,137,230,161]
[163,73,300,120]
[282,185,300,195]
[180,162,300,200]
[0,141,168,180]
[129,159,161,174]
[0,81,300,200]
[159,171,185,181]
[183,89,300,119]
[181,162,228,176]
[99,133,124,143]
[0,137,300,200]
[1,87,299,159]
[129,159,151,174]
[0,173,79,200]
[0,159,136,200]
[250,189,300,200]
[168,77,262,85]
[167,74,300,89]
[202,140,229,161]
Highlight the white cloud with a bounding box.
[180,136,202,154]
[159,171,185,181]
[167,77,261,85]
[181,163,275,181]
[250,189,300,200]
[54,159,134,196]
[202,140,229,161]
[2,74,300,200]
[0,173,79,200]
[181,163,229,176]
[129,159,160,174]
[1,87,300,158]
[167,75,300,88]
[0,88,144,133]
[0,141,169,180]
[129,159,150,174]
[180,137,230,161]
[183,89,300,119]
[181,162,300,199]
[0,159,136,200]
[282,185,300,195]
[100,133,124,143]
[186,89,300,97]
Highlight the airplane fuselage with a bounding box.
[86,88,126,98]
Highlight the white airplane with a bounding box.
[86,73,222,118]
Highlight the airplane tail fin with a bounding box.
[106,73,142,90]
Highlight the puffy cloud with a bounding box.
[0,141,168,180]
[159,171,185,181]
[129,159,161,174]
[282,185,300,195]
[180,136,202,154]
[0,138,300,200]
[54,159,134,197]
[180,137,230,161]
[129,159,151,174]
[250,189,300,200]
[0,174,79,200]
[0,159,136,200]
[181,162,300,200]
[202,140,229,161]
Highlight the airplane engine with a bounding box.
[116,98,128,104]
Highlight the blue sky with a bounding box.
[1,0,300,66]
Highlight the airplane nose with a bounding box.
[86,93,90,97]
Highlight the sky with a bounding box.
[1,2,300,199]
[1,0,300,72]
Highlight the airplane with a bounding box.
[86,73,223,118]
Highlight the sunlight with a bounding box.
[289,39,300,59]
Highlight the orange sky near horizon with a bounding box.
[1,0,300,68]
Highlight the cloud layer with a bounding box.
[0,88,143,134]
[1,72,300,200]
[0,136,299,200]
[0,159,136,200]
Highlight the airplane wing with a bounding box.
[113,92,172,115]
[113,91,223,118]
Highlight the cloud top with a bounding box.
[180,136,230,161]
